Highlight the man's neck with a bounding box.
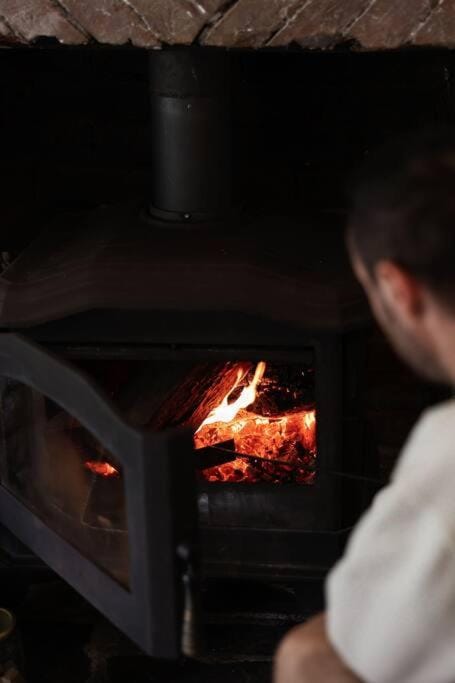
[427,305,455,386]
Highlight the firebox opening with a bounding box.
[66,353,317,486]
[194,361,316,484]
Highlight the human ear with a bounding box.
[374,260,424,319]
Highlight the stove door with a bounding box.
[0,334,197,658]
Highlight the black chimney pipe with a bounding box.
[149,48,231,223]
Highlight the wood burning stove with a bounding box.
[0,48,373,659]
[0,210,371,657]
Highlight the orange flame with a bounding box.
[85,461,119,478]
[303,411,316,431]
[197,361,266,431]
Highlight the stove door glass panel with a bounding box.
[0,378,129,588]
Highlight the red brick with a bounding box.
[269,0,372,48]
[0,0,86,44]
[350,0,435,49]
[127,0,227,44]
[0,18,23,43]
[58,0,159,47]
[203,0,303,48]
[413,0,455,48]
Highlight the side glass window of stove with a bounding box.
[0,378,129,588]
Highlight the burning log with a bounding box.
[121,361,253,430]
[201,450,316,485]
[113,357,317,485]
[194,362,317,484]
[196,441,236,470]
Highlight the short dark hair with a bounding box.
[349,128,455,307]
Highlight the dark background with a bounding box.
[1,47,455,251]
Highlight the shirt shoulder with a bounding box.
[327,490,455,683]
[327,399,455,682]
[395,398,455,473]
[392,398,455,507]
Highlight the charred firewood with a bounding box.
[115,360,252,430]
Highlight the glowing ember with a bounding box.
[194,362,317,484]
[85,461,119,478]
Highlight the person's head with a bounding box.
[348,128,455,384]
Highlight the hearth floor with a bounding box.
[0,573,322,683]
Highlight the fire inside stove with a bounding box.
[57,357,316,487]
[85,460,119,478]
[0,355,318,587]
[194,362,316,484]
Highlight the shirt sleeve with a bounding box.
[326,484,455,683]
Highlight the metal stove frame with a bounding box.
[0,333,196,658]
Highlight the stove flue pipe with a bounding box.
[149,48,231,223]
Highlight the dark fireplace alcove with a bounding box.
[0,43,450,675]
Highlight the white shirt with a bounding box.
[327,399,455,683]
